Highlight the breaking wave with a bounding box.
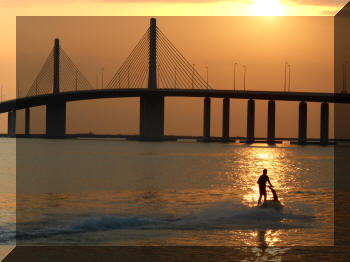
[14,201,315,241]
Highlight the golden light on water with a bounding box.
[238,229,281,247]
[251,0,287,16]
[264,230,281,246]
[256,150,275,160]
[237,147,290,207]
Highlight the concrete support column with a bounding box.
[140,95,164,141]
[8,110,16,137]
[298,101,307,145]
[267,100,276,145]
[222,97,230,142]
[46,99,66,138]
[53,39,60,94]
[25,107,30,136]
[148,18,157,90]
[203,97,211,140]
[247,99,255,144]
[320,102,329,145]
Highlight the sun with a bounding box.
[251,0,287,16]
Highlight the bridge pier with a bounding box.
[46,99,66,138]
[140,95,164,141]
[298,101,307,145]
[203,97,211,141]
[222,97,230,142]
[25,107,30,136]
[267,100,275,145]
[8,110,16,137]
[320,102,329,145]
[247,99,255,144]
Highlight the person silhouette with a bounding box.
[257,169,273,205]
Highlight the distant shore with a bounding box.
[0,133,346,145]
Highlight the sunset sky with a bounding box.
[0,1,348,137]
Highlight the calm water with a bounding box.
[0,138,334,251]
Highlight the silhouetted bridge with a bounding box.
[1,18,350,145]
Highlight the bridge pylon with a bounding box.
[148,18,157,90]
[46,38,66,138]
[140,18,164,141]
[53,38,60,94]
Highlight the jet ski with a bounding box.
[258,186,283,211]
[259,200,283,210]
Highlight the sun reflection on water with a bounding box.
[223,146,297,208]
[237,229,286,260]
[222,146,299,248]
[264,230,281,246]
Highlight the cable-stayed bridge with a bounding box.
[1,18,349,144]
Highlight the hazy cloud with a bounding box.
[101,0,250,2]
[286,0,347,6]
[1,0,347,7]
[1,0,246,3]
[100,0,347,4]
[100,0,346,5]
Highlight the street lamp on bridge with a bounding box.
[234,62,238,91]
[243,65,247,91]
[284,62,291,92]
[288,63,291,92]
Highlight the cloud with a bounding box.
[2,0,347,7]
[100,0,345,4]
[285,0,347,6]
[0,0,250,5]
[1,0,246,3]
[100,0,346,4]
[102,0,251,3]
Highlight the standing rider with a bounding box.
[257,169,274,205]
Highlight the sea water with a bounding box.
[0,138,334,250]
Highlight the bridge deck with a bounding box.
[0,88,349,113]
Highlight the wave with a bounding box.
[14,201,315,241]
[0,227,16,244]
[16,215,162,240]
[162,201,314,230]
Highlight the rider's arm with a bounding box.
[268,177,273,187]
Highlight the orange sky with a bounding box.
[0,1,348,137]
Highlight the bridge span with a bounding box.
[0,88,348,113]
[1,88,349,145]
[2,17,350,145]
